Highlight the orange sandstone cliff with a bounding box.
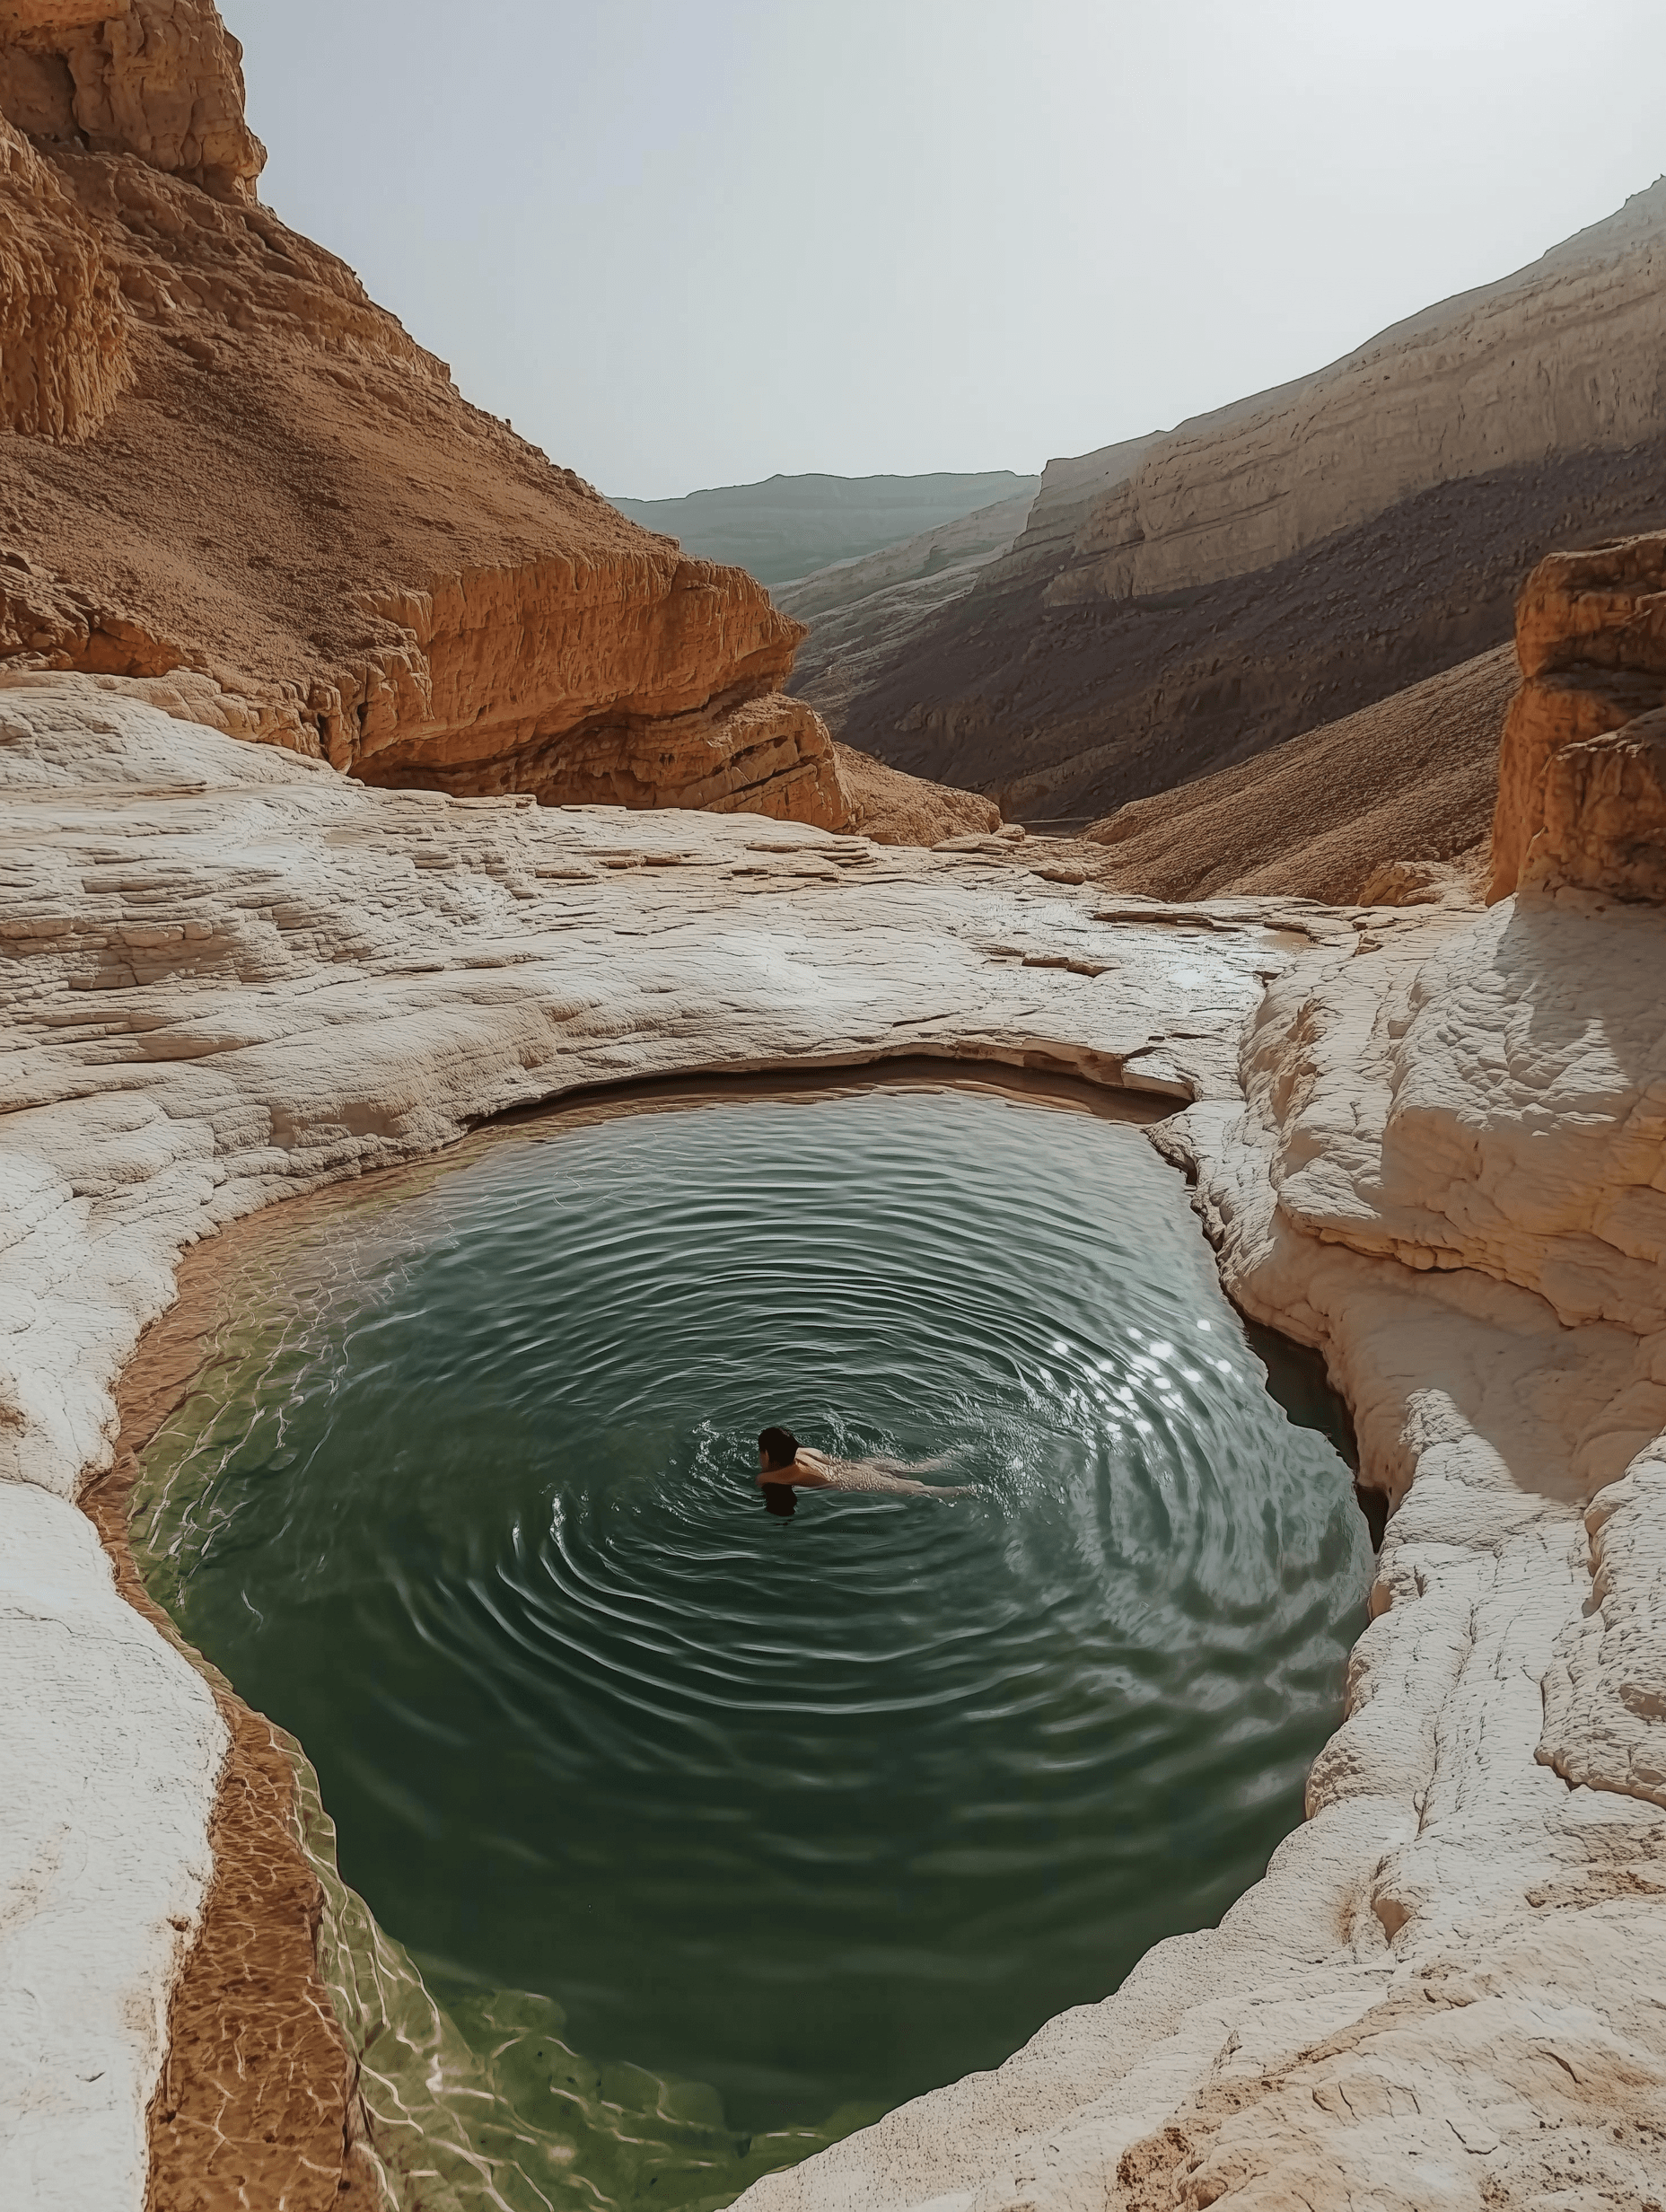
[0,0,848,827]
[1489,534,1666,901]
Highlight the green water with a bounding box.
[136,1084,1370,2209]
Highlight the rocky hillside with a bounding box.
[1079,524,1666,911]
[775,487,1038,732]
[0,0,960,836]
[1084,645,1518,904]
[609,470,1039,586]
[817,182,1666,829]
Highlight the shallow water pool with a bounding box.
[136,1080,1370,2207]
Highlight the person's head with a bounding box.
[758,1426,798,1471]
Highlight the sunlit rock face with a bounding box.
[0,112,130,437]
[1492,532,1666,900]
[0,2,850,829]
[1521,708,1666,907]
[1039,180,1666,610]
[0,0,264,200]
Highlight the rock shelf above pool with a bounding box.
[4,674,1666,2210]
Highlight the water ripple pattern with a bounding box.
[136,1085,1370,2205]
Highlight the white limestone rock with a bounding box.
[4,675,1666,2210]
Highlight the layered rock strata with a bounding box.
[1053,179,1666,606]
[1489,532,1666,899]
[831,436,1666,823]
[6,674,1666,2210]
[773,489,1039,626]
[779,492,1039,739]
[972,433,1166,597]
[0,2,851,830]
[828,186,1666,831]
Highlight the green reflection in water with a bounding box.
[135,1087,1369,2209]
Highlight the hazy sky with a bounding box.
[225,0,1666,499]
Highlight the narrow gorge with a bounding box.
[4,11,1666,2212]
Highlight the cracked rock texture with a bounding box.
[1492,532,1666,900]
[0,2,856,831]
[4,677,1666,2212]
[0,0,263,201]
[0,109,130,436]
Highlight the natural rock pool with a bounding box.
[134,1077,1371,2209]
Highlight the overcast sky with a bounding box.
[224,0,1666,499]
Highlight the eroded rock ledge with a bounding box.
[0,1,852,830]
[4,678,1666,2211]
[1491,531,1666,902]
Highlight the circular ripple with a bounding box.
[137,1085,1370,2159]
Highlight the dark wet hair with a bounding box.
[758,1426,798,1470]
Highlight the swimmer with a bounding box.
[757,1426,968,1516]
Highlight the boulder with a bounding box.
[1490,535,1666,899]
[1521,710,1666,904]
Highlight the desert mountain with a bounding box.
[1084,645,1517,903]
[609,470,1039,586]
[798,182,1666,840]
[0,0,999,844]
[772,486,1038,734]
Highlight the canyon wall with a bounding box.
[773,488,1039,626]
[1083,645,1516,905]
[611,470,1039,587]
[0,110,130,436]
[0,1,851,829]
[964,432,1167,595]
[0,0,264,200]
[824,185,1666,838]
[1052,181,1666,607]
[777,489,1039,742]
[1489,533,1666,900]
